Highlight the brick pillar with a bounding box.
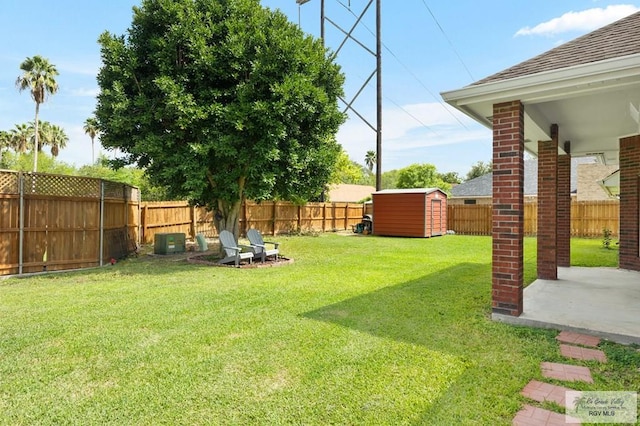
[557,147,571,268]
[537,126,558,279]
[492,101,524,316]
[619,135,640,271]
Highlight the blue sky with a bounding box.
[1,1,638,176]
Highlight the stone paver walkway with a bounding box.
[513,404,581,425]
[514,331,608,425]
[520,380,577,408]
[555,331,601,347]
[541,362,594,383]
[559,344,607,362]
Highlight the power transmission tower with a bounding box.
[296,0,383,190]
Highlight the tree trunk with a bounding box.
[213,199,242,255]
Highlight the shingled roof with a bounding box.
[473,11,640,85]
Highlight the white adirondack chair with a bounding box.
[247,229,279,262]
[218,230,253,267]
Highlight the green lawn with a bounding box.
[0,235,636,425]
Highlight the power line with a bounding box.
[331,0,469,130]
[419,0,475,82]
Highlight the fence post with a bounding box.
[190,205,196,239]
[272,201,277,236]
[322,204,327,232]
[18,173,24,275]
[297,205,302,231]
[99,181,105,266]
[344,203,349,230]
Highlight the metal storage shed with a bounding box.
[372,188,447,237]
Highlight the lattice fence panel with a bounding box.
[103,180,124,199]
[0,171,19,195]
[23,174,101,198]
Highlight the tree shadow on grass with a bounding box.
[303,262,493,353]
[302,262,558,424]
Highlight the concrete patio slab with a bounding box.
[493,267,640,345]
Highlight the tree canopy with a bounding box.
[395,163,452,192]
[96,0,346,238]
[465,160,492,181]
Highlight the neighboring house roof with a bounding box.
[328,184,375,202]
[451,158,595,198]
[373,188,445,195]
[474,11,640,85]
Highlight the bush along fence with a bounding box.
[447,200,620,237]
[0,170,139,276]
[140,200,367,244]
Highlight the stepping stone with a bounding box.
[513,404,582,425]
[521,379,578,408]
[541,362,593,383]
[556,331,600,347]
[560,344,607,363]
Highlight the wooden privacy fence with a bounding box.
[0,170,139,276]
[447,200,620,237]
[140,200,367,243]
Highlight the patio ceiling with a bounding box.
[441,54,640,165]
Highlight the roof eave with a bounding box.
[441,54,640,111]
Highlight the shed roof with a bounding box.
[373,188,444,195]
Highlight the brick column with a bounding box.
[619,135,640,271]
[537,135,558,279]
[492,101,524,316]
[557,147,571,268]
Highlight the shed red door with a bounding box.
[431,199,443,236]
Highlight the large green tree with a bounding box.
[396,163,451,192]
[465,160,492,181]
[16,55,59,172]
[96,0,345,238]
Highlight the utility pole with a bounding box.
[296,0,382,190]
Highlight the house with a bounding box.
[442,11,640,319]
[327,184,375,202]
[450,159,615,204]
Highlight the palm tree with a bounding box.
[49,124,68,157]
[10,123,32,153]
[28,120,51,152]
[16,55,59,172]
[0,130,11,155]
[364,150,376,172]
[83,117,99,164]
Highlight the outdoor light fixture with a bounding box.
[296,0,311,4]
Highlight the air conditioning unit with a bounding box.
[154,233,186,255]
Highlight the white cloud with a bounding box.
[337,102,490,171]
[70,87,99,97]
[515,4,640,36]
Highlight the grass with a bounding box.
[0,235,637,425]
